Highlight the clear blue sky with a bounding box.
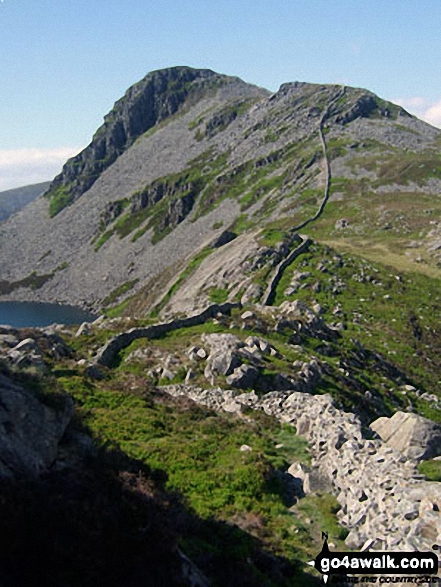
[1,0,440,189]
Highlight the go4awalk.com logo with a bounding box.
[308,534,438,584]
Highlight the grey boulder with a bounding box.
[0,373,73,478]
[370,411,441,461]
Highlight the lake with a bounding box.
[0,301,98,328]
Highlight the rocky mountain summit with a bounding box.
[1,66,440,311]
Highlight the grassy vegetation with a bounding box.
[193,135,320,220]
[93,150,229,246]
[273,424,311,466]
[208,287,229,303]
[239,173,286,210]
[105,298,132,319]
[202,98,259,138]
[344,151,441,187]
[270,240,441,420]
[370,97,404,121]
[0,270,54,295]
[0,263,71,296]
[325,137,352,160]
[94,229,113,251]
[102,279,140,308]
[47,366,331,584]
[258,226,290,247]
[230,213,256,234]
[418,459,441,482]
[264,129,280,143]
[46,185,72,217]
[303,150,441,277]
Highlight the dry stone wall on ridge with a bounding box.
[160,383,441,555]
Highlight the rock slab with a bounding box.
[370,411,441,461]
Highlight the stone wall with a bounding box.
[94,302,241,367]
[160,383,441,556]
[261,237,312,306]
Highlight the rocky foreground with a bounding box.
[162,383,441,554]
[1,299,440,565]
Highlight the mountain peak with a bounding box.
[44,67,233,216]
[2,66,440,315]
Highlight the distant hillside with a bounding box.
[0,181,50,222]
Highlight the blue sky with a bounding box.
[1,0,440,190]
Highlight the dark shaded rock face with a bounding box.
[336,94,378,124]
[205,108,238,138]
[101,200,127,227]
[45,67,223,212]
[212,230,237,249]
[0,373,73,478]
[158,191,196,233]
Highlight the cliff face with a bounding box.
[0,67,440,312]
[45,67,227,216]
[0,371,73,478]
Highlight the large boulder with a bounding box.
[370,411,441,461]
[0,373,73,478]
[226,364,259,389]
[202,333,243,382]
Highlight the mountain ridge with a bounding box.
[1,66,440,313]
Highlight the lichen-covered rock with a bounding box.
[202,333,244,381]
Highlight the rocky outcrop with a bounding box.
[0,326,73,372]
[336,93,379,125]
[159,383,441,554]
[202,333,244,381]
[268,299,339,344]
[45,67,224,213]
[370,411,441,461]
[0,373,73,478]
[191,329,325,392]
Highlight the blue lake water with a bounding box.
[0,301,98,328]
